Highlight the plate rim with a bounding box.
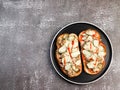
[50,21,113,84]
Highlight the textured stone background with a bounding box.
[0,0,119,90]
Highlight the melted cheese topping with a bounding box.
[64,52,69,56]
[75,60,81,65]
[83,42,91,50]
[81,30,106,72]
[93,40,99,47]
[86,30,95,35]
[72,65,79,72]
[68,35,74,41]
[65,56,71,63]
[58,34,81,72]
[91,43,97,52]
[91,54,97,61]
[64,41,70,47]
[82,36,87,40]
[82,50,92,59]
[72,48,78,52]
[71,51,80,58]
[86,36,93,41]
[98,52,106,57]
[87,61,95,69]
[65,63,71,70]
[59,45,67,53]
[99,45,104,52]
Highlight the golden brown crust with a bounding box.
[79,29,106,75]
[56,33,82,78]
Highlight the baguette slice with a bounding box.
[56,33,82,77]
[79,29,106,75]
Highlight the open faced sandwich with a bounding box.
[79,29,106,75]
[56,33,82,77]
[55,29,106,77]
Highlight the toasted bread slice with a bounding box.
[79,29,106,75]
[56,33,82,77]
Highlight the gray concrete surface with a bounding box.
[0,0,120,90]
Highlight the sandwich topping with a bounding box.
[57,34,82,74]
[79,30,106,73]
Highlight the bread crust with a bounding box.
[79,29,106,75]
[56,33,82,77]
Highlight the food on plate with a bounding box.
[79,29,106,75]
[55,29,106,77]
[56,33,82,77]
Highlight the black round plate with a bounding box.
[50,22,112,84]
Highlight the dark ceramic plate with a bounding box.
[50,22,112,84]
